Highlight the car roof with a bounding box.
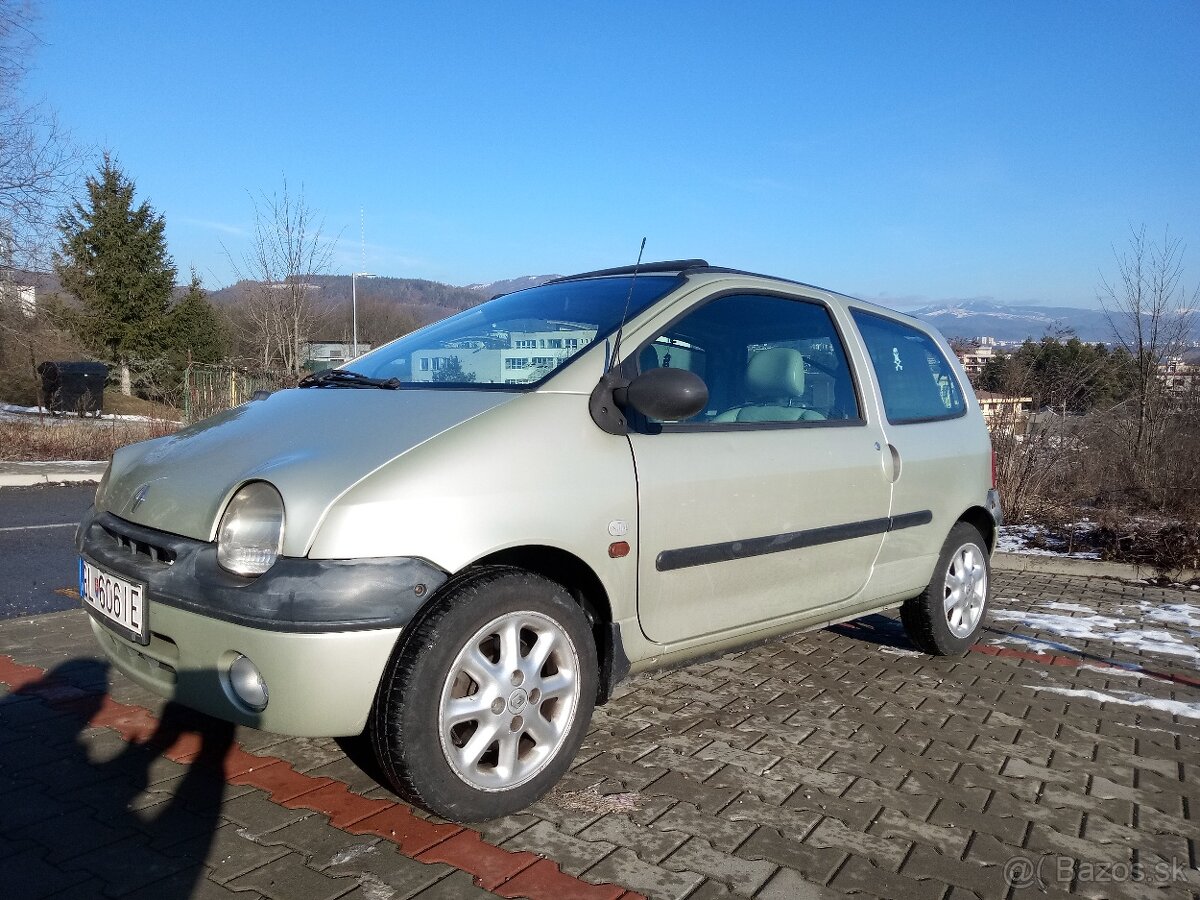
[548,260,942,338]
[549,259,837,295]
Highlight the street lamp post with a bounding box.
[351,272,376,358]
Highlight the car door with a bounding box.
[848,308,990,593]
[629,291,894,645]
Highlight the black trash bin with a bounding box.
[37,361,109,416]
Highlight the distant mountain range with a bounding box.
[465,275,559,298]
[906,299,1115,343]
[906,298,1199,345]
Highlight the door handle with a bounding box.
[887,443,902,483]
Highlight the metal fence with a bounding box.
[182,364,285,424]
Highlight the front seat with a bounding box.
[713,347,825,422]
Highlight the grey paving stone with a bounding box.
[703,764,796,806]
[719,794,821,840]
[661,836,776,894]
[755,867,845,900]
[654,801,756,852]
[806,817,911,871]
[218,790,311,839]
[193,822,292,884]
[502,819,616,876]
[405,869,497,899]
[227,851,357,900]
[258,813,382,866]
[736,826,846,886]
[23,809,139,864]
[901,843,1011,897]
[585,846,705,900]
[124,867,263,900]
[58,832,196,896]
[3,846,96,900]
[828,856,945,900]
[578,813,689,864]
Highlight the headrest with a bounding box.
[746,347,805,399]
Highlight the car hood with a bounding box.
[102,388,516,554]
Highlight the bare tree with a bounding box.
[0,0,80,274]
[225,181,337,377]
[1098,226,1198,488]
[986,343,1111,519]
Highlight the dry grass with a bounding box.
[0,418,179,461]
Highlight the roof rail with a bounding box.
[548,259,710,283]
[683,265,825,291]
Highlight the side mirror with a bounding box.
[619,368,708,422]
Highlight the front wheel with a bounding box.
[370,567,597,821]
[901,522,991,656]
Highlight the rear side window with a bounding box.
[851,310,965,424]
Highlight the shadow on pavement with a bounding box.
[826,612,917,649]
[2,659,237,899]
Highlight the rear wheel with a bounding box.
[370,567,597,822]
[901,522,990,656]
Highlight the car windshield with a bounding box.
[345,275,680,388]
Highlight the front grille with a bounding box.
[103,523,177,566]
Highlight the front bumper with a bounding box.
[77,507,449,736]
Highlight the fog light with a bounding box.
[228,654,269,711]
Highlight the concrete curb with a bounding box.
[994,550,1200,584]
[0,461,107,487]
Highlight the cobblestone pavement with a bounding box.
[1,570,1198,899]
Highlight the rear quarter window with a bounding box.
[851,310,965,424]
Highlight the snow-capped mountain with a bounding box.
[909,299,1119,343]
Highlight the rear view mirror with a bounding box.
[621,368,708,422]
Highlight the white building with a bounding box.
[0,282,35,316]
[410,327,597,384]
[303,340,374,371]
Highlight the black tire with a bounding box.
[901,522,991,656]
[370,567,597,822]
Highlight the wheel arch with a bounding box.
[471,545,627,705]
[957,506,997,553]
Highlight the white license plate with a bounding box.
[79,558,148,644]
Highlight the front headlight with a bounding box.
[217,482,285,576]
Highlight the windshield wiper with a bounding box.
[298,369,402,390]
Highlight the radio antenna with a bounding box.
[606,236,646,372]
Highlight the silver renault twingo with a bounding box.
[78,260,1001,821]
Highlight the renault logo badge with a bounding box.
[129,483,152,513]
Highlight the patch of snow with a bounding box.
[985,633,1083,655]
[1074,663,1159,681]
[1,403,172,423]
[1112,629,1200,661]
[990,609,1200,663]
[1034,686,1200,720]
[996,524,1101,559]
[1141,603,1200,629]
[989,610,1125,639]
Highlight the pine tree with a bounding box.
[168,271,227,367]
[54,155,176,395]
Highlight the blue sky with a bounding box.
[24,1,1200,308]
